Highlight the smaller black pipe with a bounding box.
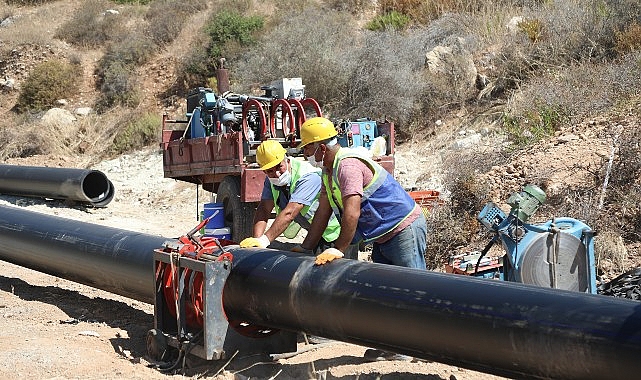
[0,164,115,207]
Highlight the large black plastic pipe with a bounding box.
[0,164,114,207]
[0,205,166,303]
[1,205,640,379]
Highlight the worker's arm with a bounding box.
[264,201,304,242]
[331,194,361,252]
[301,192,332,250]
[252,199,274,237]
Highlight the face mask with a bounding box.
[306,145,324,168]
[269,170,291,187]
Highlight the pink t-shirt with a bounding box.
[323,157,420,243]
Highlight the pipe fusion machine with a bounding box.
[453,185,597,294]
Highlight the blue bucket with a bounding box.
[203,202,225,229]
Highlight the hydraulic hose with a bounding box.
[0,164,114,207]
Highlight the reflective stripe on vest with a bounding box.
[323,148,417,243]
[270,159,341,242]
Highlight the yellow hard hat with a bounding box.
[299,117,337,148]
[256,140,287,170]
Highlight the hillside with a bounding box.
[1,1,640,379]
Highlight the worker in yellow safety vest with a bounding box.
[297,117,427,269]
[239,140,357,258]
[297,116,427,361]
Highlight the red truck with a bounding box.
[161,70,396,242]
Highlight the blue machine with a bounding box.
[186,87,241,138]
[477,185,597,293]
[336,118,378,149]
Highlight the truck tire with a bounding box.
[217,176,257,242]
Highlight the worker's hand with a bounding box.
[291,244,312,254]
[314,248,344,265]
[239,235,270,248]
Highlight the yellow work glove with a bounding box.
[239,234,270,248]
[314,247,344,265]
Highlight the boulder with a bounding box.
[41,108,76,126]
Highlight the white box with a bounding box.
[270,78,305,99]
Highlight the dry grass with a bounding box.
[54,0,121,48]
[595,230,628,275]
[0,1,76,46]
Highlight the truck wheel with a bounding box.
[217,176,257,242]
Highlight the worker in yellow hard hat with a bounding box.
[298,116,427,269]
[299,116,426,362]
[239,139,352,256]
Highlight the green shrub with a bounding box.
[204,10,264,58]
[176,9,264,91]
[178,36,219,91]
[15,59,80,113]
[96,60,140,110]
[111,112,160,154]
[55,0,120,48]
[366,11,411,31]
[502,105,565,148]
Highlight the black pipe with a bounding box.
[1,205,641,379]
[223,251,641,379]
[0,204,168,303]
[0,164,115,207]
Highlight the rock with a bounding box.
[452,133,481,150]
[424,40,478,92]
[0,15,19,28]
[0,77,15,91]
[557,134,579,143]
[75,107,92,116]
[506,16,524,34]
[40,108,76,126]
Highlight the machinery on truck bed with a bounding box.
[161,69,396,242]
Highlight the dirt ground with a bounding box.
[0,146,508,380]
